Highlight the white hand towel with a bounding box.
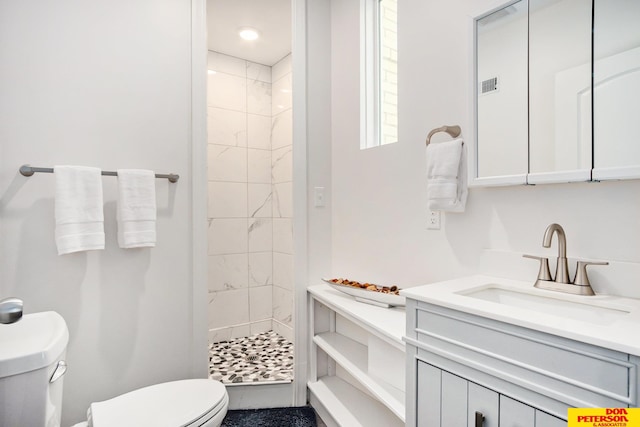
[117,169,157,248]
[426,138,468,212]
[54,165,105,255]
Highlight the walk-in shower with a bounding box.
[205,0,293,387]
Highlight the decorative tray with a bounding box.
[322,278,406,307]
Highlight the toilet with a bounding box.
[72,379,229,427]
[0,311,228,427]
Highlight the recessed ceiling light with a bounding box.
[239,27,259,41]
[207,69,217,75]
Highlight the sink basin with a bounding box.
[458,285,631,326]
[0,311,69,378]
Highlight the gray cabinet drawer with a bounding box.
[414,302,635,408]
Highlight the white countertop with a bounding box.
[401,275,640,356]
[308,284,405,349]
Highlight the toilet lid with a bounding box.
[90,379,227,427]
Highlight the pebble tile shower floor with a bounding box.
[209,330,294,384]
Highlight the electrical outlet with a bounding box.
[427,210,441,230]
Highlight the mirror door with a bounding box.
[475,0,640,185]
[593,0,640,180]
[475,0,528,184]
[527,0,592,184]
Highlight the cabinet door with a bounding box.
[500,395,535,427]
[468,382,499,427]
[535,410,566,427]
[593,0,640,180]
[417,362,442,427]
[441,371,468,427]
[416,362,500,427]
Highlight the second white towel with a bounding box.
[426,138,468,212]
[117,169,157,248]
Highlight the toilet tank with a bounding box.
[0,311,69,427]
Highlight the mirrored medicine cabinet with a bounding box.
[474,0,640,186]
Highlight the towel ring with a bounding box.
[425,125,462,146]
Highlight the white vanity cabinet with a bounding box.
[307,284,406,427]
[404,298,640,427]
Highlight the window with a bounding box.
[361,0,398,149]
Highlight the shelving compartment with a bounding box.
[308,286,406,427]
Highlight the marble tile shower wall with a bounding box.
[271,54,293,342]
[207,51,293,344]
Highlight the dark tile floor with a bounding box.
[221,406,316,427]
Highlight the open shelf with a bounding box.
[313,332,405,420]
[308,284,405,350]
[308,283,407,425]
[308,376,404,427]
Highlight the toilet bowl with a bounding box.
[0,310,228,427]
[74,378,229,427]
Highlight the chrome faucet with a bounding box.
[523,223,608,296]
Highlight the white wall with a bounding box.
[305,1,333,285]
[328,0,640,298]
[0,0,204,425]
[292,0,333,405]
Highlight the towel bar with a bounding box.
[426,125,462,146]
[19,165,179,183]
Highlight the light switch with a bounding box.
[314,187,325,207]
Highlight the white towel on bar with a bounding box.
[117,169,157,248]
[54,165,105,255]
[426,138,468,212]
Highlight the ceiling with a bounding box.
[207,0,292,66]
